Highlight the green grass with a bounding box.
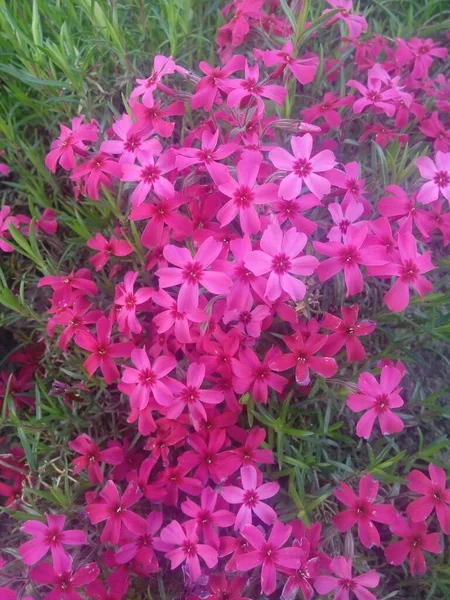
[0,1,450,599]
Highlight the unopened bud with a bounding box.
[272,119,322,134]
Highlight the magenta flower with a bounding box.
[100,113,162,164]
[115,510,163,568]
[129,194,192,248]
[273,194,321,237]
[160,519,218,581]
[301,92,354,128]
[270,332,338,385]
[164,361,224,423]
[223,296,270,339]
[231,347,288,404]
[279,539,320,600]
[347,366,405,439]
[130,55,177,106]
[45,115,98,172]
[228,427,274,470]
[406,463,450,534]
[236,521,302,596]
[74,316,134,384]
[227,61,287,115]
[226,235,264,311]
[269,133,336,200]
[86,570,129,600]
[38,269,98,304]
[326,201,365,242]
[115,271,153,334]
[130,99,185,138]
[191,55,246,111]
[258,41,318,85]
[321,304,376,361]
[122,347,176,409]
[176,129,238,181]
[332,474,397,548]
[396,37,448,79]
[244,223,318,302]
[30,559,100,600]
[150,464,203,506]
[181,486,235,547]
[314,224,389,296]
[420,111,450,153]
[87,233,133,271]
[215,156,279,235]
[178,430,240,485]
[416,151,450,204]
[69,433,124,484]
[50,297,103,352]
[0,206,18,252]
[0,589,33,600]
[152,289,207,344]
[324,1,368,38]
[207,573,250,600]
[121,151,176,206]
[222,465,279,531]
[157,236,232,313]
[71,153,121,201]
[384,515,442,576]
[348,74,397,117]
[314,556,379,600]
[19,514,86,571]
[371,232,435,312]
[85,480,147,545]
[325,162,368,210]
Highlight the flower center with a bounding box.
[141,164,161,183]
[243,489,259,507]
[338,244,361,265]
[124,134,141,151]
[433,170,450,188]
[272,252,292,274]
[182,261,203,283]
[339,219,351,234]
[244,78,262,94]
[400,259,419,283]
[375,393,389,411]
[139,369,156,386]
[294,158,312,178]
[367,91,381,102]
[182,541,197,556]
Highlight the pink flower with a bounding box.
[129,194,192,248]
[0,590,34,600]
[227,61,287,115]
[416,151,450,204]
[231,347,288,404]
[244,223,318,301]
[130,55,177,106]
[87,233,133,271]
[176,129,238,182]
[115,271,153,334]
[45,115,98,172]
[85,480,147,545]
[314,556,379,600]
[191,55,246,111]
[325,1,368,38]
[115,510,163,568]
[223,296,270,339]
[150,464,203,506]
[100,113,162,163]
[181,486,235,547]
[207,573,250,600]
[38,269,98,304]
[326,201,365,242]
[30,559,100,600]
[19,514,86,571]
[236,521,302,596]
[269,134,336,200]
[222,465,279,530]
[86,570,129,600]
[122,347,176,409]
[0,206,18,252]
[406,464,450,534]
[152,289,207,344]
[121,151,176,206]
[420,111,450,153]
[258,41,318,85]
[270,332,338,385]
[314,225,389,296]
[49,297,103,352]
[280,541,320,600]
[347,73,397,117]
[332,474,397,548]
[35,208,58,235]
[164,362,224,423]
[301,92,354,128]
[397,38,448,80]
[160,519,218,581]
[347,366,405,439]
[71,153,121,201]
[371,232,435,312]
[321,304,376,361]
[69,433,124,484]
[215,156,279,235]
[384,515,442,575]
[325,162,368,210]
[130,99,185,138]
[228,427,274,470]
[178,430,240,484]
[157,237,232,313]
[74,316,134,384]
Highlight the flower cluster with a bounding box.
[1,0,449,599]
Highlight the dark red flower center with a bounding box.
[46,528,63,545]
[347,179,360,194]
[400,259,419,283]
[182,386,200,404]
[294,158,312,177]
[338,244,361,265]
[234,185,254,208]
[124,134,141,151]
[139,368,157,386]
[338,578,355,590]
[182,540,197,556]
[367,91,381,102]
[272,252,292,274]
[243,489,259,507]
[182,261,204,283]
[243,78,262,95]
[434,170,450,188]
[374,393,389,412]
[141,164,161,183]
[339,219,351,234]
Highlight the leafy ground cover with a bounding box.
[0,1,449,599]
